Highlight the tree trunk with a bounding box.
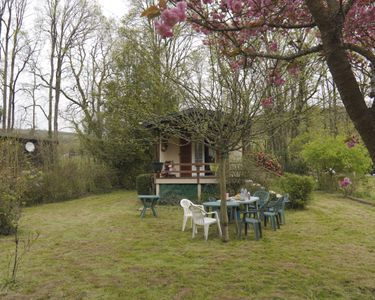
[305,0,375,164]
[218,151,229,242]
[47,0,58,139]
[2,5,11,130]
[53,57,62,140]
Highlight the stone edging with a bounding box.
[346,196,375,207]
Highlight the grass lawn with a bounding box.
[1,190,375,299]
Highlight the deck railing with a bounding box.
[159,162,217,179]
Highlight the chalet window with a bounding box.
[194,142,204,163]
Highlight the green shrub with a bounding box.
[277,173,315,209]
[0,174,22,235]
[136,174,154,195]
[0,140,27,235]
[201,184,220,202]
[22,157,116,206]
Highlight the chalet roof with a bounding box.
[144,108,220,129]
[0,129,69,143]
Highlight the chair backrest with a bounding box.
[189,204,206,226]
[275,197,284,211]
[180,199,193,216]
[280,194,289,209]
[254,190,270,208]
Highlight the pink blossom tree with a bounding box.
[143,0,375,165]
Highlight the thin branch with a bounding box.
[343,43,375,66]
[241,44,323,62]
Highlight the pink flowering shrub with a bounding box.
[339,177,353,196]
[339,177,352,188]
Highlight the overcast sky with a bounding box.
[98,0,129,19]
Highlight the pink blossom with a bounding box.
[269,70,285,86]
[269,42,278,52]
[261,97,273,108]
[161,9,180,27]
[176,2,187,22]
[229,60,241,71]
[154,1,187,39]
[345,136,359,148]
[346,140,356,148]
[155,21,173,39]
[339,177,352,188]
[287,65,300,77]
[226,0,243,14]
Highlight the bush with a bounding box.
[301,135,371,190]
[0,141,26,235]
[0,172,23,235]
[201,184,220,202]
[136,174,154,195]
[23,157,116,206]
[277,173,315,209]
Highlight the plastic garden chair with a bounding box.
[180,199,203,231]
[253,190,270,204]
[189,204,222,240]
[239,211,262,240]
[278,194,289,225]
[246,190,270,221]
[263,198,283,230]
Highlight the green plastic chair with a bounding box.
[263,198,283,230]
[252,190,270,220]
[238,191,269,240]
[239,212,262,240]
[277,194,289,225]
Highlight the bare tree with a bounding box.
[0,0,33,131]
[0,0,8,62]
[38,0,98,138]
[62,15,116,138]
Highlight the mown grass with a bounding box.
[1,190,375,299]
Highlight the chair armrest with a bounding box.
[206,211,220,220]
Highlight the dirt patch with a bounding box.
[173,287,193,300]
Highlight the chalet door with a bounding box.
[180,138,191,177]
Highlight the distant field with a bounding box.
[1,190,374,299]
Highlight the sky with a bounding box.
[20,0,130,132]
[98,0,129,19]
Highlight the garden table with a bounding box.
[202,197,259,237]
[138,195,160,218]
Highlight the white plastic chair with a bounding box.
[189,204,222,240]
[180,199,203,231]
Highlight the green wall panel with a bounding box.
[159,184,198,205]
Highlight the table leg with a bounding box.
[140,205,147,218]
[234,207,239,237]
[151,202,158,217]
